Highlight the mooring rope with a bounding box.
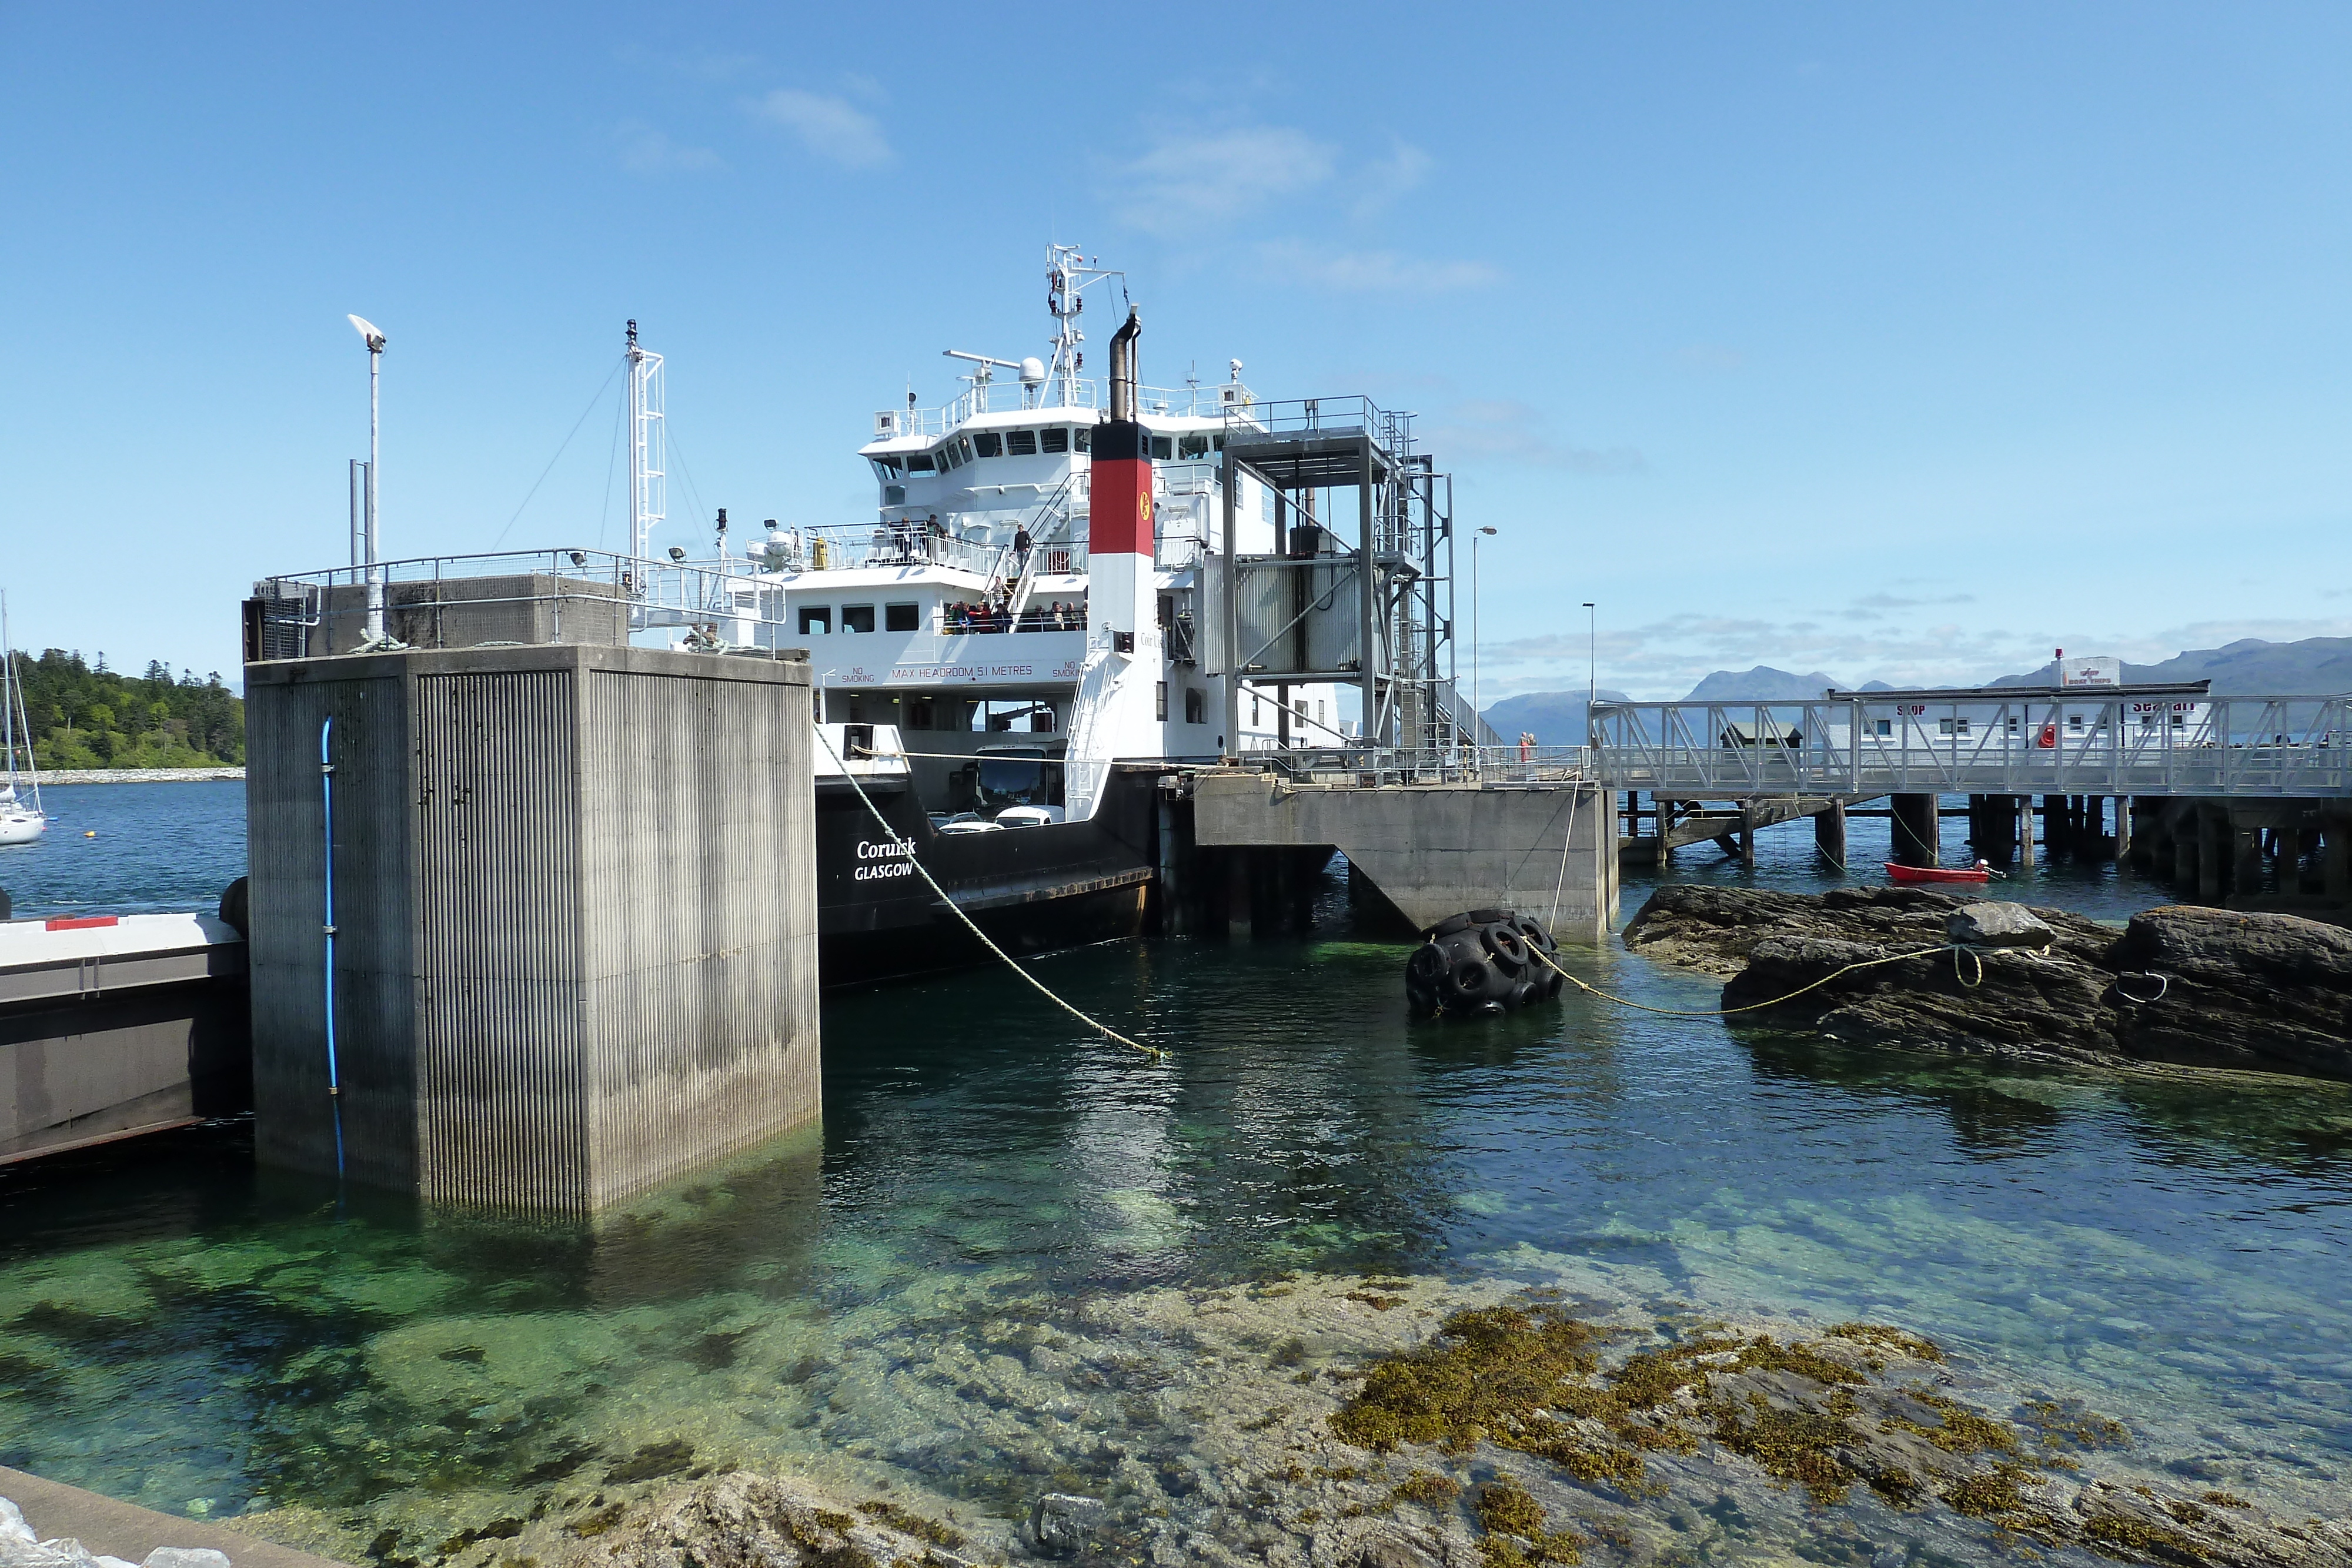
[1521,938,1992,1019]
[813,725,1162,1061]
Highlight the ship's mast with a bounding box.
[624,320,666,561]
[1044,244,1124,407]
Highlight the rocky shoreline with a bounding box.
[1623,885,2352,1080]
[222,1270,2352,1568]
[31,768,244,785]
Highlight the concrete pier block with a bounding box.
[245,645,820,1213]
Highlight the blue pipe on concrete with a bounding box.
[320,716,343,1179]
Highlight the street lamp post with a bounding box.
[1472,526,1497,757]
[1582,601,1597,763]
[348,315,387,644]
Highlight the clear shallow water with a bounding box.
[2,787,2348,1556]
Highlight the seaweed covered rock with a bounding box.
[556,1473,971,1568]
[1624,885,2352,1081]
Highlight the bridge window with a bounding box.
[1150,436,1173,460]
[842,604,876,634]
[1178,433,1210,459]
[972,432,1003,458]
[885,603,920,631]
[1041,427,1070,454]
[869,457,904,480]
[1006,430,1039,456]
[955,437,975,464]
[798,606,830,635]
[1073,427,1092,453]
[906,452,936,473]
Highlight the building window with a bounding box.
[1041,427,1070,454]
[1252,694,1261,725]
[842,605,876,634]
[972,432,1003,458]
[2069,714,2085,731]
[1156,681,1169,721]
[1317,700,1327,727]
[884,603,920,631]
[1185,687,1205,724]
[798,606,830,635]
[1873,718,1892,736]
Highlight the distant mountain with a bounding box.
[1682,666,1842,702]
[1482,687,1633,745]
[1990,637,2352,694]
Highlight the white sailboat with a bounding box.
[1,591,47,846]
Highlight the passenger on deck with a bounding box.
[1014,526,1033,573]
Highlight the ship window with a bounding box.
[798,606,830,635]
[1150,436,1173,460]
[1031,708,1054,733]
[842,604,876,634]
[972,432,1003,458]
[1041,427,1070,454]
[1074,427,1091,453]
[1005,429,1038,456]
[906,452,936,473]
[884,602,920,632]
[940,443,960,471]
[1178,434,1209,459]
[1185,687,1205,724]
[1211,433,1225,452]
[883,484,906,505]
[908,697,935,728]
[868,457,903,480]
[1156,681,1168,721]
[956,437,974,464]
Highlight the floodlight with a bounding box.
[347,315,386,352]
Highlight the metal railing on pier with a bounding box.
[247,547,792,659]
[1589,693,2352,800]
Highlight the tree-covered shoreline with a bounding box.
[4,649,244,770]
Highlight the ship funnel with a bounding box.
[1108,306,1141,421]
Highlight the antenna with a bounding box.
[625,319,666,562]
[1044,243,1125,408]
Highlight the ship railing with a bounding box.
[245,547,797,658]
[934,604,1089,636]
[1223,396,1415,459]
[1243,743,1590,787]
[775,523,1000,576]
[873,379,1247,442]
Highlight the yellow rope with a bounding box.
[814,725,1163,1060]
[1524,938,1973,1019]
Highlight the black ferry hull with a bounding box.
[814,768,1158,987]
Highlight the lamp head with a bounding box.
[569,550,588,567]
[346,314,386,353]
[1478,526,1497,536]
[667,546,687,563]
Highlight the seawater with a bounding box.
[2,785,2349,1554]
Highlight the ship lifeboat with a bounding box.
[1882,859,1999,884]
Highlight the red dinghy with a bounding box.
[1883,860,1996,884]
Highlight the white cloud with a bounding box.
[1115,126,1336,236]
[1350,138,1434,218]
[615,122,721,175]
[1422,399,1643,473]
[1258,242,1502,294]
[751,88,893,169]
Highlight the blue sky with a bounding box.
[2,4,2346,699]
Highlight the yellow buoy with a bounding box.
[85,830,96,838]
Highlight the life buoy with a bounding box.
[2037,724,2057,748]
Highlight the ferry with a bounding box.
[713,249,1347,984]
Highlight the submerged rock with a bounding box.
[1028,1494,1105,1557]
[1624,885,2352,1079]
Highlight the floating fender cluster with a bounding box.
[1405,907,1564,1017]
